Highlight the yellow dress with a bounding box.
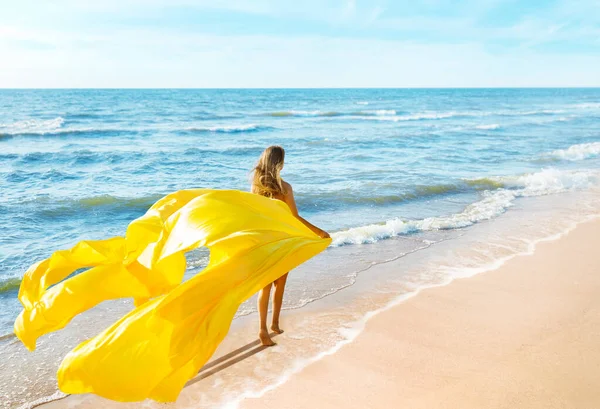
[14,189,331,402]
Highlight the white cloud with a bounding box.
[1,28,599,87]
[1,0,599,87]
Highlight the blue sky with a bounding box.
[0,0,599,87]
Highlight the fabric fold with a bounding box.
[15,189,330,402]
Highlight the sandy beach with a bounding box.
[37,217,600,409]
[3,2,600,407]
[3,87,600,409]
[238,218,600,409]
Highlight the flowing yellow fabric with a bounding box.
[14,189,330,402]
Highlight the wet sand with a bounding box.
[239,218,600,409]
[39,218,600,409]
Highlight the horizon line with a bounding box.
[1,86,600,90]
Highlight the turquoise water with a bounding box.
[1,88,600,340]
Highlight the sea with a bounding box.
[1,88,599,408]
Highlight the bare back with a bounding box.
[252,180,298,215]
[275,181,299,216]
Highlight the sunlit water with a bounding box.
[1,88,599,408]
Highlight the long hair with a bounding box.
[251,146,286,198]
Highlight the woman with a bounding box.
[251,146,330,346]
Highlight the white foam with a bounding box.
[363,108,567,123]
[273,106,589,122]
[355,101,369,105]
[15,391,68,409]
[398,111,459,121]
[517,109,565,115]
[372,109,396,116]
[370,110,502,122]
[219,214,599,409]
[186,255,210,270]
[350,109,397,116]
[186,124,264,133]
[368,107,585,123]
[296,110,321,116]
[277,110,324,117]
[505,168,598,195]
[0,117,65,135]
[330,189,516,246]
[548,142,600,161]
[330,168,599,246]
[572,102,600,109]
[475,124,500,130]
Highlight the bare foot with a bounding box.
[259,330,276,346]
[270,324,284,334]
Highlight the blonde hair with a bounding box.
[252,146,286,198]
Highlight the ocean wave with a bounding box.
[190,112,242,121]
[547,142,600,161]
[263,110,397,118]
[0,153,19,161]
[184,146,261,157]
[264,111,343,117]
[513,109,565,116]
[572,102,600,109]
[185,124,274,133]
[365,111,470,122]
[375,109,563,122]
[10,178,507,218]
[6,169,80,183]
[0,276,21,294]
[12,391,69,409]
[475,124,501,130]
[0,332,17,342]
[261,107,588,122]
[331,168,598,246]
[20,193,167,217]
[352,110,397,116]
[75,194,165,209]
[297,178,507,209]
[463,177,505,190]
[9,149,145,167]
[0,117,64,136]
[0,116,272,138]
[68,113,101,119]
[0,116,129,138]
[10,178,508,218]
[553,117,572,122]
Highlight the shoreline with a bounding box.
[3,89,600,409]
[34,214,600,408]
[237,217,600,409]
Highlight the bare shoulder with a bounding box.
[280,180,298,213]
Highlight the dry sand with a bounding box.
[39,218,600,409]
[239,218,600,409]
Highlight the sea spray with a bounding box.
[331,168,599,246]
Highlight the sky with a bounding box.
[0,0,599,88]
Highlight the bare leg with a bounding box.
[271,273,288,334]
[258,283,275,346]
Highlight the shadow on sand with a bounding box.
[186,332,281,387]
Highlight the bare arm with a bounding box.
[282,183,330,239]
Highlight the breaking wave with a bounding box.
[475,124,501,130]
[331,168,599,246]
[185,124,274,133]
[0,117,65,136]
[547,142,600,161]
[0,277,21,294]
